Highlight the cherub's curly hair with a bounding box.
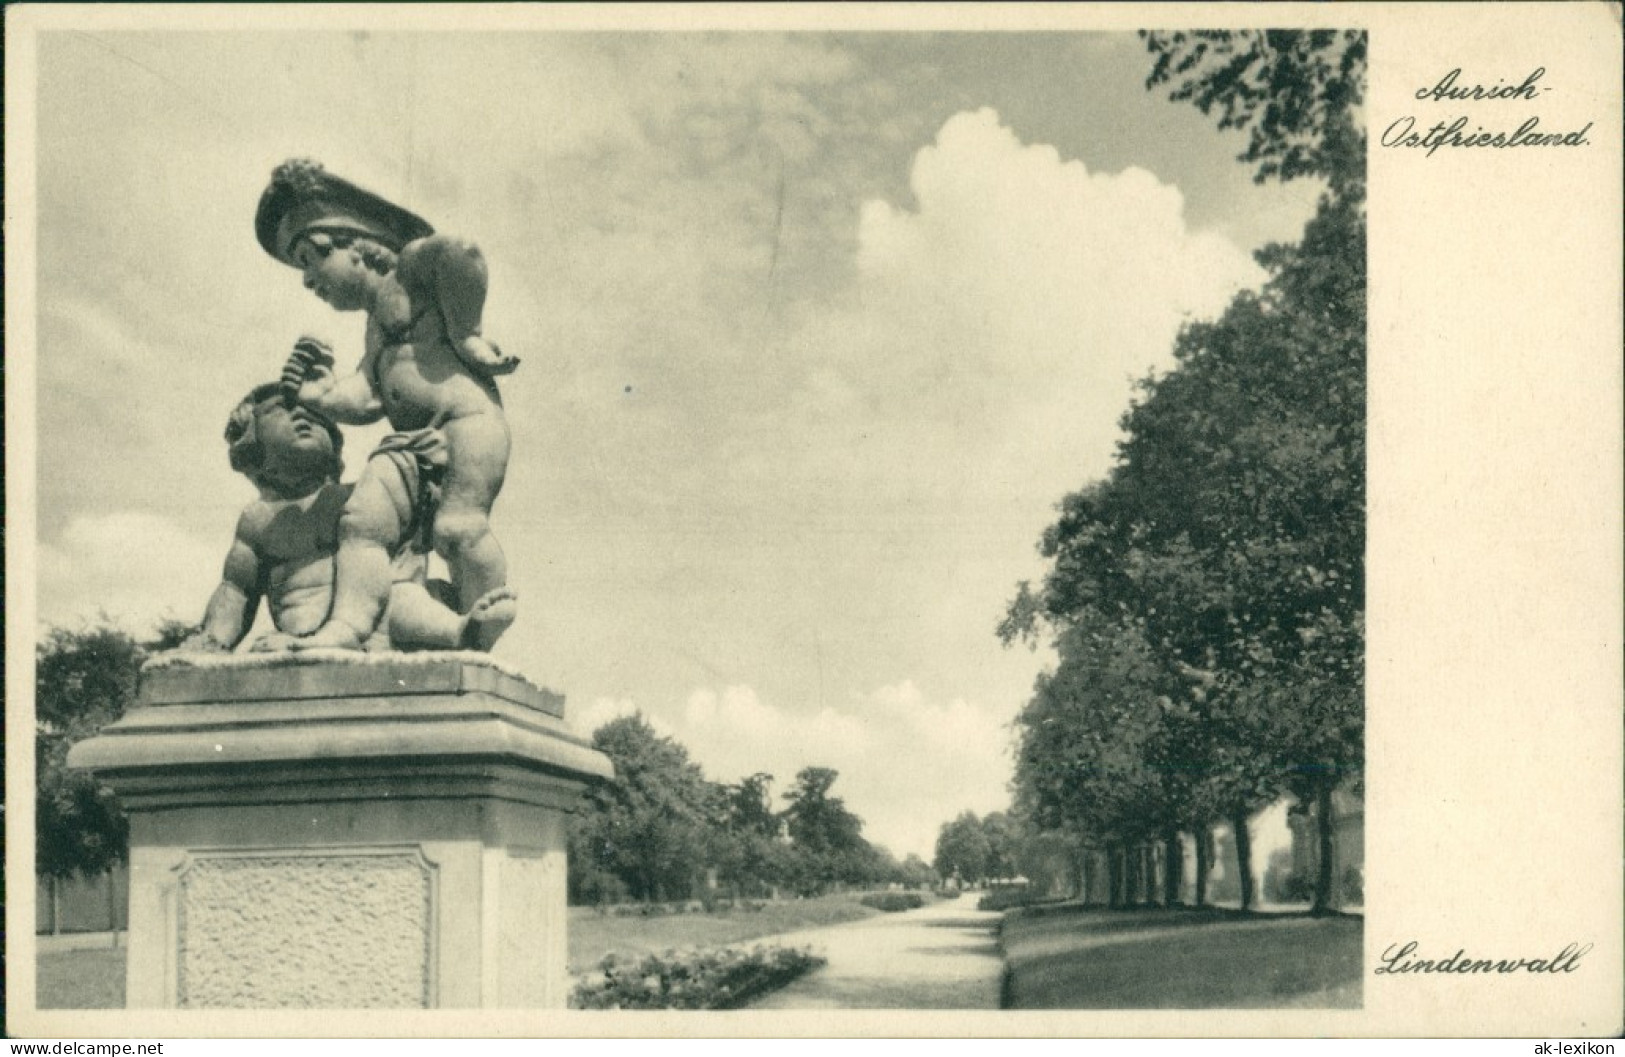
[226,383,344,484]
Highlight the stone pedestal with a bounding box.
[67,652,614,1010]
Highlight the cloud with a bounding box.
[570,679,1016,861]
[39,512,226,636]
[792,108,1263,492]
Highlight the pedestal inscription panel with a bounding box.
[177,848,435,1009]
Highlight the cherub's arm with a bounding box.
[400,237,519,376]
[280,336,384,425]
[185,518,264,651]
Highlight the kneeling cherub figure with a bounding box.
[184,377,506,654]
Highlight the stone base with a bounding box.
[68,651,613,1010]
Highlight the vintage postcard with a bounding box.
[6,1,1621,1041]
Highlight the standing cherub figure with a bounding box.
[255,158,517,650]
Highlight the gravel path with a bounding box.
[748,895,1004,1009]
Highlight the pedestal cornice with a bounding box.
[68,652,615,812]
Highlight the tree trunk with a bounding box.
[50,875,62,936]
[1194,825,1211,907]
[1313,782,1338,915]
[1231,810,1256,911]
[1164,829,1183,906]
[1075,850,1090,903]
[1108,845,1124,908]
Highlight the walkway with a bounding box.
[748,894,1004,1009]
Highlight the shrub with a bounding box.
[860,892,924,913]
[572,868,630,908]
[1277,871,1316,903]
[977,886,1039,912]
[571,944,824,1010]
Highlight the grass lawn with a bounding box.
[1000,904,1363,1009]
[34,895,886,1009]
[36,945,127,1010]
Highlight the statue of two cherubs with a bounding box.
[185,159,520,655]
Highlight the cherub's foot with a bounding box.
[459,588,517,652]
[249,631,302,653]
[287,623,368,651]
[175,631,231,654]
[456,336,520,377]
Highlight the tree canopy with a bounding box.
[571,714,720,903]
[934,809,1022,885]
[1003,30,1366,912]
[1143,29,1366,192]
[35,618,194,880]
[566,720,923,904]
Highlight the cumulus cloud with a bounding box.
[798,108,1263,489]
[38,512,226,636]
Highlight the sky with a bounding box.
[29,30,1321,860]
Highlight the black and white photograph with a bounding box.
[6,2,1620,1041]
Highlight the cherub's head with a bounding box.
[289,228,398,310]
[255,158,432,274]
[226,383,344,494]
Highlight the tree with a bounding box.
[36,622,143,891]
[708,771,790,898]
[979,811,1020,881]
[35,618,199,930]
[1007,613,1192,906]
[1010,825,1089,900]
[722,772,780,838]
[1142,29,1366,193]
[781,766,864,856]
[933,811,992,885]
[780,766,874,890]
[570,714,718,903]
[899,853,938,888]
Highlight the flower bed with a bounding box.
[571,944,824,1010]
